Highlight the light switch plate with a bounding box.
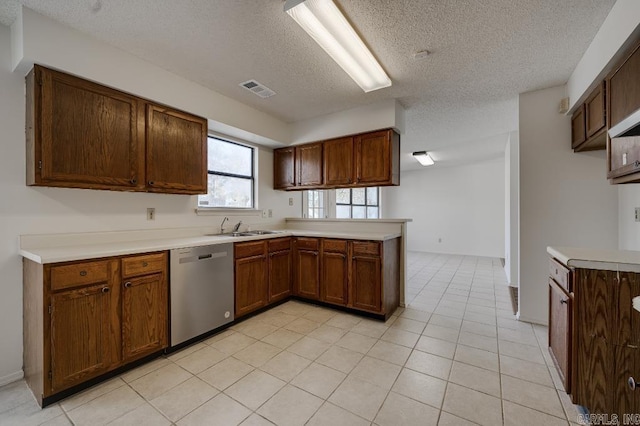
[635,208,640,222]
[633,296,640,313]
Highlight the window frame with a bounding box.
[302,187,381,219]
[197,136,256,210]
[335,187,380,219]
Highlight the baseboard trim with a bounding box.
[0,370,24,387]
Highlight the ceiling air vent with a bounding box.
[239,80,276,98]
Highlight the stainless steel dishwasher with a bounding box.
[169,243,234,347]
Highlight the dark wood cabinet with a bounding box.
[121,252,168,362]
[268,238,292,302]
[234,241,268,318]
[272,129,400,191]
[293,238,321,300]
[571,106,586,149]
[145,104,207,194]
[351,243,383,312]
[274,147,296,189]
[324,137,354,186]
[355,129,399,185]
[296,143,323,187]
[26,65,207,194]
[24,251,169,406]
[321,239,348,305]
[550,255,640,418]
[548,278,572,393]
[571,83,607,152]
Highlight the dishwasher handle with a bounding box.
[178,251,228,264]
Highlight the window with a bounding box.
[197,137,254,208]
[303,190,326,218]
[336,187,380,219]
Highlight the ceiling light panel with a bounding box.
[412,151,435,166]
[284,0,391,93]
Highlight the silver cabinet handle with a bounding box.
[124,281,132,288]
[101,287,110,293]
[629,377,637,391]
[561,299,568,305]
[80,270,87,277]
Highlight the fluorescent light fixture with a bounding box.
[412,151,435,166]
[284,0,391,92]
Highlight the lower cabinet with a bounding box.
[321,239,348,305]
[23,251,168,406]
[234,241,268,318]
[268,238,292,303]
[294,238,321,300]
[548,278,572,393]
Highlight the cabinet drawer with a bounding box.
[295,237,319,251]
[352,241,381,256]
[50,260,110,291]
[122,252,166,278]
[268,238,291,253]
[549,258,572,292]
[323,239,347,253]
[235,241,267,258]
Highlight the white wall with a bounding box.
[619,185,640,250]
[518,85,618,325]
[0,24,301,384]
[382,158,505,258]
[504,131,519,286]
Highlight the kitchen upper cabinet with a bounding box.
[234,241,269,318]
[26,65,207,194]
[23,251,169,406]
[272,129,400,191]
[26,65,143,190]
[296,143,323,187]
[121,253,168,363]
[323,137,355,186]
[146,104,207,194]
[355,129,400,186]
[293,238,321,300]
[273,147,296,189]
[268,238,292,302]
[321,239,348,306]
[571,106,586,149]
[572,83,607,152]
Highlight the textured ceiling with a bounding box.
[0,0,616,170]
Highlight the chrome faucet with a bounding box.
[220,216,229,234]
[232,221,242,233]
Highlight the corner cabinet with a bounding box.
[548,254,640,418]
[26,65,207,194]
[571,83,607,152]
[273,128,400,191]
[23,251,168,406]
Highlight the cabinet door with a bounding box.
[585,82,606,138]
[613,271,640,347]
[609,42,640,129]
[351,254,382,312]
[324,137,354,186]
[146,104,207,194]
[274,147,296,189]
[269,249,292,302]
[322,251,348,306]
[548,278,572,393]
[355,130,394,185]
[576,269,613,341]
[50,283,116,393]
[294,248,320,300]
[235,254,268,318]
[34,66,143,190]
[296,143,323,187]
[612,345,639,418]
[571,106,586,149]
[122,273,168,362]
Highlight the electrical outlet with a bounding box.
[268,209,273,218]
[635,207,640,222]
[262,209,268,219]
[289,197,293,206]
[147,208,155,220]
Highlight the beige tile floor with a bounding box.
[0,252,583,425]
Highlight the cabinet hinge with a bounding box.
[48,371,52,381]
[48,305,52,315]
[38,160,42,170]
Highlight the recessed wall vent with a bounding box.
[239,80,276,98]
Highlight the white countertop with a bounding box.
[20,229,402,264]
[547,246,640,273]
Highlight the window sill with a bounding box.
[195,208,262,217]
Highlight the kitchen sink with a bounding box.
[204,230,282,237]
